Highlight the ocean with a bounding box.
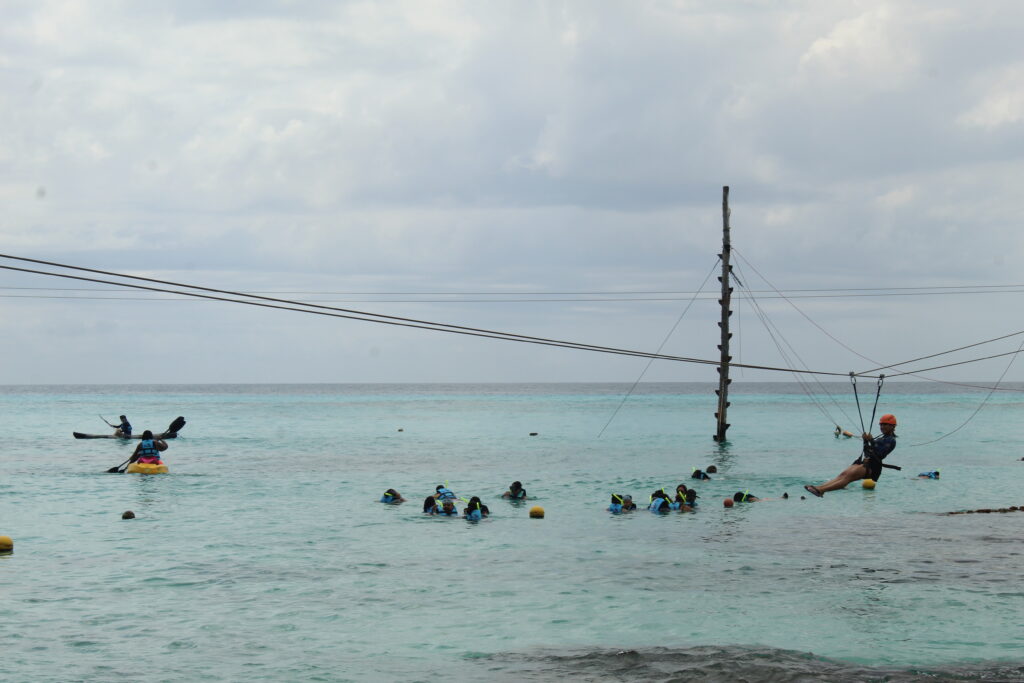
[1,382,1022,682]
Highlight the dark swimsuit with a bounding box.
[854,434,897,480]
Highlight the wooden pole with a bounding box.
[714,186,733,442]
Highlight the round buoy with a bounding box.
[0,535,12,553]
[862,479,876,489]
[529,505,545,518]
[723,498,734,508]
[122,511,135,520]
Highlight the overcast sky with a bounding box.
[2,1,1023,384]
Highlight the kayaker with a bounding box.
[128,430,168,466]
[114,415,132,437]
[805,414,898,497]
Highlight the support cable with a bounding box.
[597,260,719,438]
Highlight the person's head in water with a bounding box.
[686,489,698,505]
[706,465,718,474]
[510,481,522,493]
[675,484,688,502]
[141,430,153,439]
[441,499,456,512]
[423,496,436,513]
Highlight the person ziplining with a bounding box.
[805,374,900,497]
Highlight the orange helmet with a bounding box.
[879,414,897,425]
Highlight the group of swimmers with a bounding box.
[610,467,779,512]
[379,481,528,521]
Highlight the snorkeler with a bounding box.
[426,498,459,516]
[463,496,490,520]
[805,414,898,498]
[434,484,458,501]
[733,491,760,502]
[502,481,528,499]
[609,494,638,513]
[648,489,672,513]
[380,488,405,504]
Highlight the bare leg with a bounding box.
[809,463,870,495]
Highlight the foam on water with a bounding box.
[1,383,1022,680]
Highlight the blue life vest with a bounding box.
[649,498,669,513]
[608,503,623,513]
[138,439,159,459]
[465,508,483,521]
[119,421,132,435]
[437,507,459,516]
[380,495,396,503]
[918,471,940,479]
[436,488,457,501]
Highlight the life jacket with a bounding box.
[436,501,459,516]
[465,508,483,521]
[509,488,527,499]
[137,439,161,464]
[608,503,623,513]
[918,471,940,479]
[649,498,670,513]
[436,487,457,501]
[380,494,398,503]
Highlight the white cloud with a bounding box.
[2,1,1024,382]
[958,64,1024,129]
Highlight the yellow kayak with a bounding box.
[125,462,169,474]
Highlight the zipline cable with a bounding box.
[0,259,857,376]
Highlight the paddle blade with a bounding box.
[107,466,124,473]
[165,416,186,435]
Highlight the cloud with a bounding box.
[2,1,1024,383]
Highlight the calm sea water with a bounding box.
[1,382,1022,682]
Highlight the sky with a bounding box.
[2,0,1024,384]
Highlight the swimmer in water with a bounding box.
[501,481,528,500]
[380,488,405,504]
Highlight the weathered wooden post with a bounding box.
[714,186,733,442]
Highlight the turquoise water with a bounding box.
[1,383,1022,681]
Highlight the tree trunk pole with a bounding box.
[714,186,733,442]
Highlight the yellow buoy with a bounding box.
[0,535,13,553]
[529,505,545,519]
[862,479,876,490]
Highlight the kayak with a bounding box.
[125,462,169,474]
[74,416,186,440]
[74,431,179,440]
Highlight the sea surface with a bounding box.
[1,382,1022,682]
